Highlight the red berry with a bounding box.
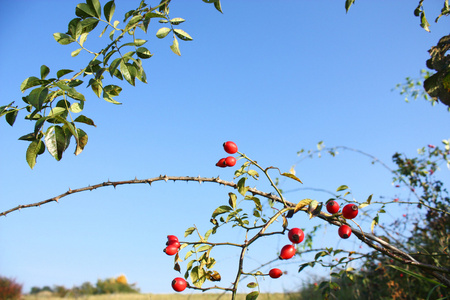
[171,277,187,292]
[269,268,283,279]
[166,240,181,248]
[338,224,352,239]
[279,244,296,260]
[223,141,238,154]
[288,228,304,244]
[342,204,358,219]
[394,198,399,202]
[428,144,435,148]
[225,156,236,167]
[326,200,340,214]
[164,245,179,256]
[167,235,179,242]
[215,158,227,168]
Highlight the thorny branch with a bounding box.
[1,175,449,287]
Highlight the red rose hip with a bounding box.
[223,141,238,154]
[166,240,181,248]
[342,204,358,219]
[164,245,179,256]
[216,158,227,168]
[338,224,352,239]
[269,268,283,279]
[225,156,236,167]
[288,228,304,244]
[171,277,187,292]
[326,200,340,214]
[279,244,296,260]
[167,235,179,242]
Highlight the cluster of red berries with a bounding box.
[216,141,238,167]
[326,201,359,239]
[164,235,180,256]
[267,228,305,279]
[164,235,189,292]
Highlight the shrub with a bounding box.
[0,276,22,300]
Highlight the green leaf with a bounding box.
[184,227,195,238]
[120,60,134,86]
[247,282,258,288]
[71,48,83,57]
[20,76,45,92]
[70,102,84,113]
[5,110,18,126]
[44,125,66,161]
[74,115,96,127]
[156,27,171,39]
[104,0,115,22]
[103,92,122,104]
[345,0,356,12]
[87,0,101,18]
[170,36,181,56]
[125,15,143,30]
[170,18,185,25]
[173,29,193,41]
[48,107,67,118]
[28,87,49,109]
[134,39,147,46]
[26,140,45,169]
[420,11,431,32]
[56,69,74,79]
[53,33,75,45]
[144,11,165,19]
[336,185,348,192]
[75,128,88,155]
[228,192,237,209]
[76,3,95,18]
[80,18,99,34]
[196,245,211,252]
[214,1,223,13]
[246,291,259,300]
[89,79,102,98]
[237,177,248,196]
[103,84,122,96]
[136,47,152,59]
[212,205,232,218]
[40,65,50,80]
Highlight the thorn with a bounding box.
[163,175,168,182]
[135,176,138,180]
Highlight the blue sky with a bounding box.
[1,0,449,295]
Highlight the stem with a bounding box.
[238,151,288,207]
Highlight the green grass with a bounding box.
[24,292,301,300]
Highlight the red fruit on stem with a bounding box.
[326,200,340,214]
[225,156,236,167]
[215,158,227,168]
[428,144,435,148]
[342,204,358,219]
[167,235,179,242]
[279,244,296,260]
[338,224,352,239]
[164,245,179,256]
[166,240,181,248]
[288,228,305,244]
[171,277,187,292]
[269,268,283,279]
[223,141,238,154]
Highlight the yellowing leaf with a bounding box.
[294,198,313,213]
[281,172,303,184]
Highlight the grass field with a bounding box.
[24,293,301,300]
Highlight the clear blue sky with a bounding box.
[1,0,449,295]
